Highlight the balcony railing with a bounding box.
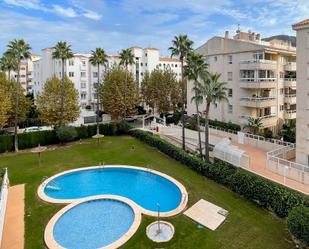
[240,114,278,127]
[240,97,277,108]
[284,62,296,71]
[240,59,277,70]
[240,59,276,65]
[284,94,296,104]
[284,109,296,119]
[240,78,277,89]
[284,78,296,88]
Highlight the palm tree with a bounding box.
[119,48,135,118]
[52,41,73,127]
[169,34,193,150]
[184,53,208,157]
[0,51,17,80]
[245,117,263,135]
[199,73,228,161]
[281,120,296,143]
[7,39,31,152]
[89,48,108,136]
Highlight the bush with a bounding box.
[128,129,309,218]
[287,206,309,246]
[0,121,131,153]
[187,116,241,132]
[56,126,78,143]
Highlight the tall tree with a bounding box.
[199,73,228,161]
[185,53,208,157]
[0,72,12,129]
[119,48,135,117]
[0,51,17,81]
[52,41,73,127]
[141,68,180,114]
[169,34,193,150]
[100,68,139,120]
[245,117,263,135]
[89,48,108,136]
[37,76,80,126]
[7,39,31,152]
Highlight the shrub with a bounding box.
[128,129,309,218]
[287,206,309,246]
[56,126,78,143]
[0,135,14,153]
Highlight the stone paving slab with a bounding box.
[184,199,228,231]
[1,184,25,249]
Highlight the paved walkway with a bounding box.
[1,184,25,249]
[157,126,309,195]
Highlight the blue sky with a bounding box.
[0,0,307,56]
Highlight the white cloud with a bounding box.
[82,10,102,21]
[3,0,45,10]
[52,5,78,18]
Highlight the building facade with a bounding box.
[293,19,309,165]
[32,47,181,125]
[187,30,297,133]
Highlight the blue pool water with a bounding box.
[45,167,182,212]
[54,199,134,249]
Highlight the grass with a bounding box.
[0,136,295,249]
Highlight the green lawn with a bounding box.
[1,136,295,249]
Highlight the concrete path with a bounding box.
[157,126,309,195]
[1,184,25,249]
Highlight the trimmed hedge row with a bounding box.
[128,129,309,218]
[0,121,131,153]
[287,205,309,246]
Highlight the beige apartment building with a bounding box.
[187,30,297,133]
[293,19,309,165]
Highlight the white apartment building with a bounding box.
[293,19,309,165]
[187,30,297,133]
[33,46,181,125]
[9,54,41,94]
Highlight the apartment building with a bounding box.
[292,19,309,165]
[9,54,41,94]
[33,47,181,125]
[187,30,297,133]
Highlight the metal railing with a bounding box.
[240,59,277,64]
[240,78,276,82]
[284,78,296,81]
[284,94,296,98]
[240,96,276,101]
[0,169,9,246]
[285,109,296,113]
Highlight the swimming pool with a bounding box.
[45,195,142,249]
[38,165,188,216]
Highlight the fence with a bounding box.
[267,147,309,185]
[0,169,9,246]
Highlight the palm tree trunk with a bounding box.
[124,63,128,119]
[60,58,65,127]
[204,102,210,161]
[8,70,11,81]
[14,63,20,152]
[181,59,185,150]
[96,64,100,135]
[195,97,202,157]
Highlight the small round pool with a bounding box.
[45,196,141,249]
[39,165,187,216]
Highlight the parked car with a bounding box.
[22,126,52,133]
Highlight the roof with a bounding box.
[292,19,309,30]
[131,46,142,49]
[159,57,180,62]
[145,47,159,51]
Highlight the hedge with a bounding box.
[128,129,309,218]
[287,205,309,246]
[0,121,131,153]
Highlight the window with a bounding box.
[69,60,74,66]
[159,63,161,67]
[280,88,284,95]
[280,105,284,111]
[227,72,233,81]
[81,93,86,100]
[228,88,233,97]
[280,72,285,79]
[141,63,143,66]
[81,61,86,66]
[93,72,98,78]
[214,56,217,62]
[228,104,233,113]
[81,82,86,88]
[145,63,148,66]
[228,55,233,64]
[81,72,86,77]
[145,53,148,57]
[175,64,178,68]
[93,83,98,88]
[69,72,74,77]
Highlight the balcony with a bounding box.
[240,114,278,128]
[240,59,277,70]
[284,94,296,104]
[240,97,277,108]
[284,62,296,71]
[240,78,277,89]
[284,110,296,119]
[284,78,296,88]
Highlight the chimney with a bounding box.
[225,31,229,39]
[256,33,261,41]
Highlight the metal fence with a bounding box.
[267,147,309,185]
[0,169,9,246]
